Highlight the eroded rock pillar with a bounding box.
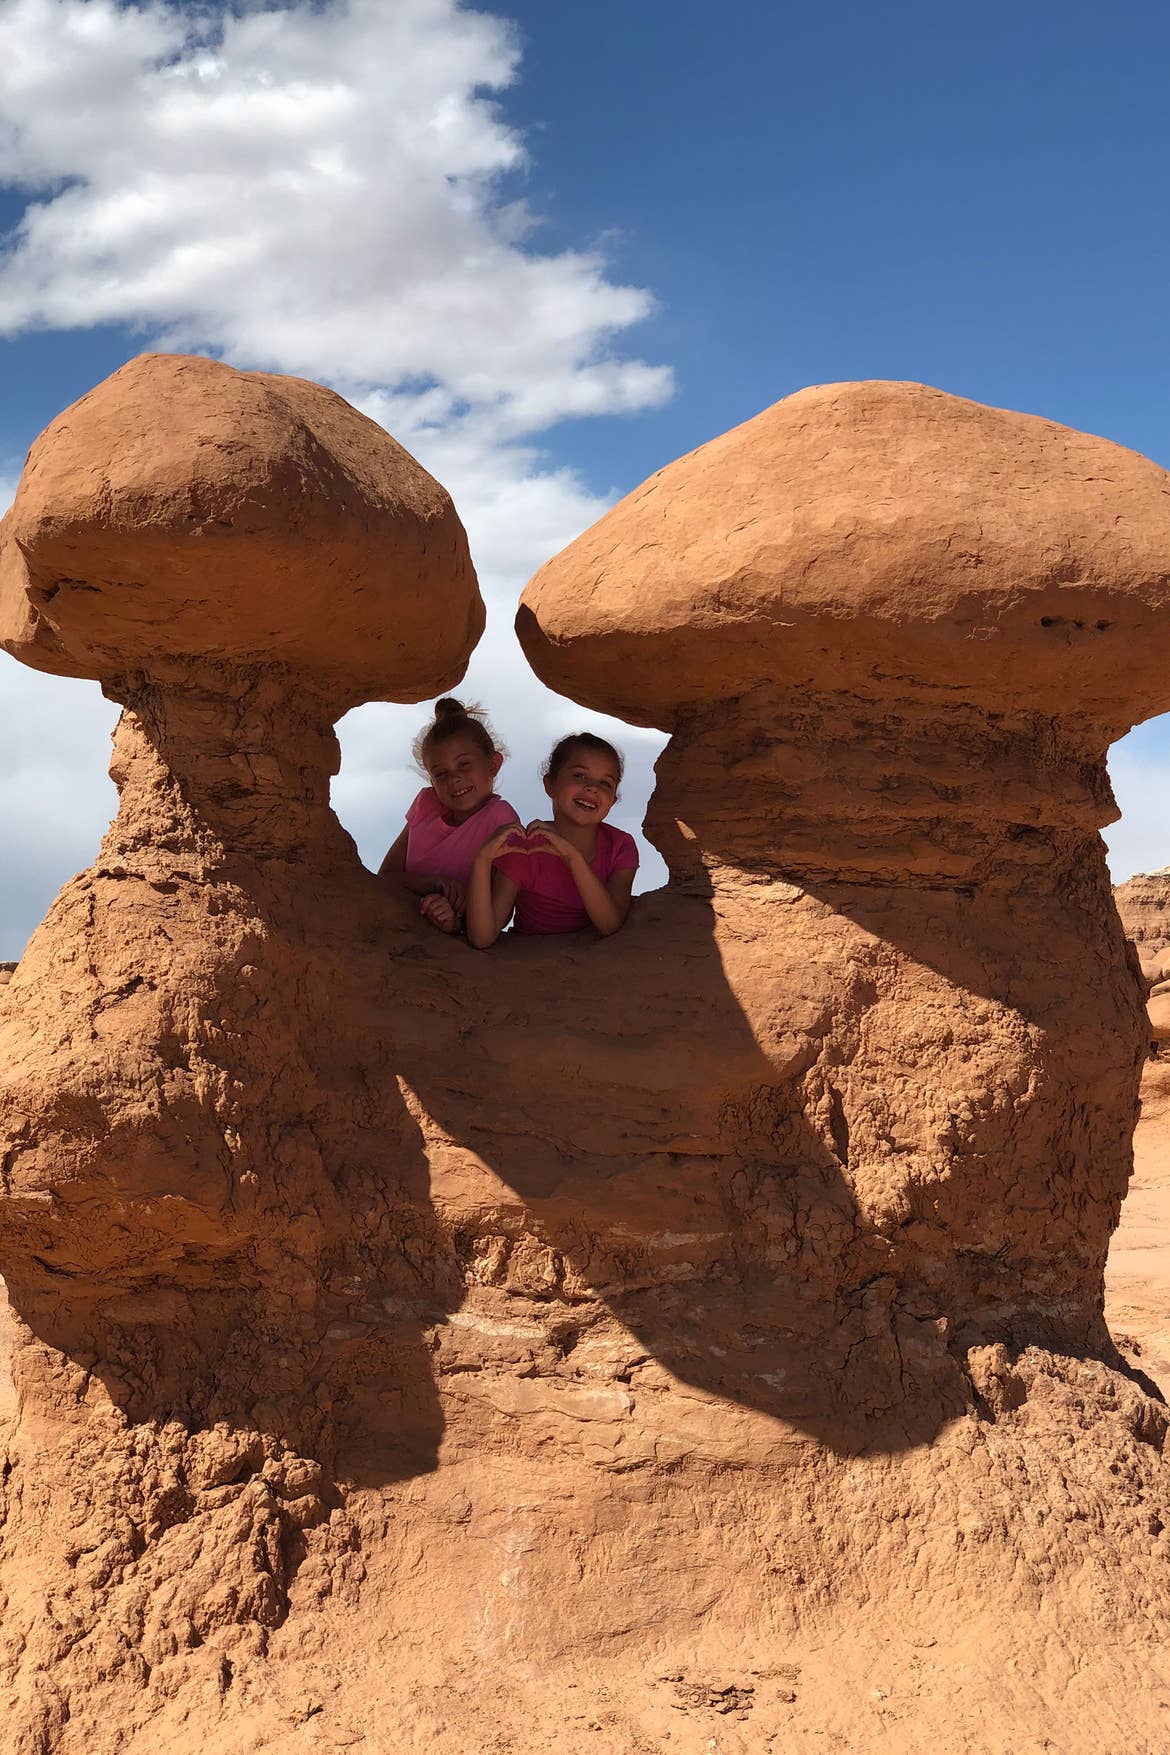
[0,354,482,1749]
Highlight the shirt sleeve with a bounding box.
[405,787,437,827]
[608,828,639,875]
[486,795,523,828]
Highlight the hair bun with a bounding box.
[413,697,505,771]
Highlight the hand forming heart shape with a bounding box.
[505,830,547,854]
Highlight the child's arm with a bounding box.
[378,827,409,880]
[378,828,464,908]
[466,828,521,949]
[527,824,635,936]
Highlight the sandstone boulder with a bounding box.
[1148,991,1170,1042]
[1140,951,1170,986]
[519,379,1170,737]
[0,352,481,709]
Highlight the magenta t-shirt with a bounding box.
[497,823,639,934]
[405,788,520,888]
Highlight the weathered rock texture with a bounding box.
[0,351,481,703]
[1117,866,1170,970]
[1106,1056,1170,1394]
[1,369,1170,1754]
[1115,867,1170,1041]
[1115,866,1170,975]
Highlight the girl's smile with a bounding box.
[465,728,636,947]
[545,750,619,829]
[426,735,503,823]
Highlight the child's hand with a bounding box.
[436,877,466,913]
[419,892,459,933]
[476,825,523,866]
[524,819,576,863]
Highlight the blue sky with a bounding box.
[506,0,1170,471]
[2,0,1169,957]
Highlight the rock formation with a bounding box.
[1116,866,1170,970]
[2,366,1170,1753]
[519,379,1169,1333]
[0,355,483,1751]
[1116,866,1170,1044]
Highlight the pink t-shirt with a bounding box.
[405,788,520,888]
[497,823,639,934]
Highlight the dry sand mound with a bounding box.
[1,364,1170,1753]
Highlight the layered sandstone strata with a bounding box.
[1,368,1169,1754]
[1116,865,1170,969]
[1116,865,1170,1041]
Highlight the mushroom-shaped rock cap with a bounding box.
[0,354,482,707]
[518,381,1170,736]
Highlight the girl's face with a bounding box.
[544,745,620,827]
[426,736,502,821]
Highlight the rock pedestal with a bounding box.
[0,357,480,1749]
[2,369,1170,1753]
[519,380,1170,1351]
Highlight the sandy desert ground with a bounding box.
[0,1058,1165,1755]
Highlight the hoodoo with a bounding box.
[2,367,1170,1752]
[0,356,485,1752]
[519,379,1170,1325]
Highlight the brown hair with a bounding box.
[543,731,624,789]
[412,697,503,772]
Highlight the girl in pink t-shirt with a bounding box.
[467,732,638,947]
[379,698,519,934]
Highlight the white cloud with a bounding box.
[0,663,119,960]
[0,0,673,954]
[0,0,673,422]
[13,0,1156,945]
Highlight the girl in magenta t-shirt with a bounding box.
[467,732,638,947]
[379,698,519,934]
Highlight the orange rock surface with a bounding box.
[1,367,1169,1754]
[0,352,481,706]
[1117,866,1170,971]
[1108,1058,1170,1394]
[518,379,1170,731]
[1115,867,1170,1043]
